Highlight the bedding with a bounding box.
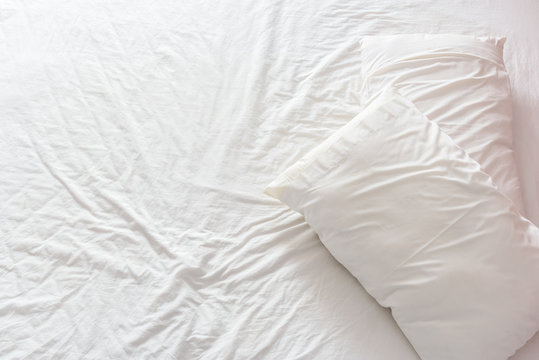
[357,34,524,212]
[265,89,539,360]
[1,0,539,359]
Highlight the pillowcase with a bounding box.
[358,34,524,213]
[265,89,539,360]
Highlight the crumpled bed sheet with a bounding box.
[1,0,538,359]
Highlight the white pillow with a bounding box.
[358,34,524,213]
[265,90,539,360]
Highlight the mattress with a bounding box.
[1,0,538,359]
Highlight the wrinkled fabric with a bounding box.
[1,0,539,359]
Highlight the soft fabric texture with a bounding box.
[358,34,524,213]
[3,1,539,359]
[265,90,539,360]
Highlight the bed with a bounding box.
[1,0,538,359]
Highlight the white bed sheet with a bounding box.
[1,0,538,359]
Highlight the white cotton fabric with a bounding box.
[265,90,539,360]
[2,1,539,359]
[358,34,524,213]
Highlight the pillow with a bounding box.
[358,34,524,213]
[265,89,539,360]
